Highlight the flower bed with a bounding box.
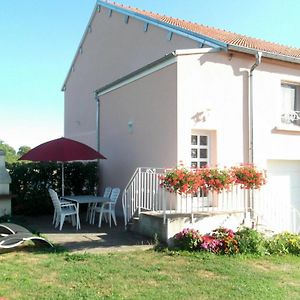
[173,227,300,255]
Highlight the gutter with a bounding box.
[96,1,227,49]
[248,51,262,164]
[229,45,300,65]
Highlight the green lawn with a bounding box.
[1,247,300,299]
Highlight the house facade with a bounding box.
[63,1,300,233]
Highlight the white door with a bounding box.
[261,160,300,233]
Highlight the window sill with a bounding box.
[272,124,300,134]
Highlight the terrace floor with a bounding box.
[19,214,153,253]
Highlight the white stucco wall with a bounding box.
[64,6,197,148]
[176,51,300,168]
[252,61,300,167]
[177,51,249,167]
[99,63,177,208]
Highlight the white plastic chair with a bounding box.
[49,190,72,225]
[48,189,80,230]
[89,187,112,224]
[97,187,120,228]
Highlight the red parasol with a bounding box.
[19,137,106,195]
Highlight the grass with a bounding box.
[1,247,300,299]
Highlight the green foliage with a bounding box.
[0,140,18,164]
[234,227,266,255]
[0,140,32,163]
[174,227,268,255]
[7,161,98,215]
[266,232,300,255]
[174,228,202,250]
[17,145,31,156]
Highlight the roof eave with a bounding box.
[228,44,300,65]
[61,0,229,92]
[61,3,99,92]
[96,1,227,49]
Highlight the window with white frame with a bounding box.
[190,133,210,168]
[281,83,300,125]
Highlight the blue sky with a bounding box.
[1,0,300,151]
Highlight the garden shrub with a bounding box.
[174,227,239,255]
[234,227,266,255]
[7,161,98,215]
[200,228,239,255]
[173,227,300,256]
[266,232,300,255]
[174,228,202,251]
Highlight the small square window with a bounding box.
[191,135,198,145]
[191,162,198,168]
[200,149,207,158]
[200,136,208,145]
[191,149,198,158]
[200,161,207,168]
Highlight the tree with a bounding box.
[0,140,18,164]
[17,145,31,157]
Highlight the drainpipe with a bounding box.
[95,93,100,152]
[95,93,101,195]
[247,51,262,225]
[248,51,262,164]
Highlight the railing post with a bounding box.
[190,194,194,224]
[163,188,167,224]
[138,168,141,216]
[122,191,127,229]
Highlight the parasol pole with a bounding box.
[61,161,65,196]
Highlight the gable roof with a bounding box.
[108,1,300,60]
[62,1,300,90]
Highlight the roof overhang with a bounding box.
[96,1,227,49]
[228,45,300,65]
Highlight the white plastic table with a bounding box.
[61,195,110,230]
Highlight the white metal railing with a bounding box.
[253,185,300,234]
[122,167,166,228]
[122,168,300,233]
[122,167,251,228]
[281,110,300,124]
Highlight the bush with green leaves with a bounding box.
[174,228,202,251]
[7,161,98,215]
[173,226,300,256]
[234,227,266,255]
[266,232,300,255]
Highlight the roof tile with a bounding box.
[108,1,300,59]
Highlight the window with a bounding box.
[190,134,209,168]
[281,83,300,125]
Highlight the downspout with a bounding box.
[247,51,262,225]
[95,93,100,152]
[95,93,101,195]
[248,51,262,164]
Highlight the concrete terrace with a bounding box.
[21,215,153,253]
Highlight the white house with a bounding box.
[63,1,300,235]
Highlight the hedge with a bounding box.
[7,162,98,215]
